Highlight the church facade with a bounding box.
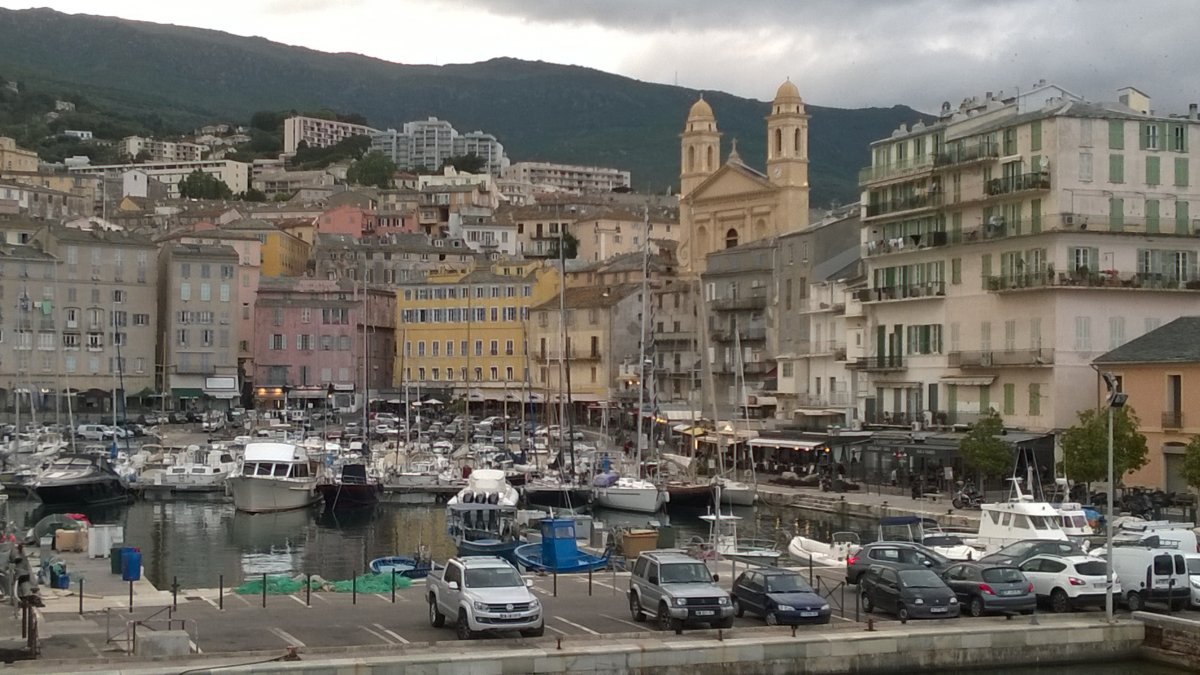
[677,81,811,273]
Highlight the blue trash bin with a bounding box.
[56,572,71,590]
[121,548,142,582]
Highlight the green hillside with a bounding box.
[0,8,932,205]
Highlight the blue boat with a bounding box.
[514,518,610,573]
[369,555,442,579]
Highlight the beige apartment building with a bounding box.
[856,82,1200,433]
[0,137,37,173]
[283,116,379,155]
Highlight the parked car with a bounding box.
[426,556,543,640]
[1184,553,1200,609]
[940,562,1036,616]
[979,539,1086,567]
[731,567,831,625]
[859,565,960,620]
[846,542,953,585]
[628,549,733,633]
[1093,545,1191,611]
[1018,554,1118,612]
[76,424,108,441]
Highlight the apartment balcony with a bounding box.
[986,270,1200,293]
[796,392,852,407]
[1162,410,1183,429]
[711,326,767,343]
[848,355,905,372]
[858,155,935,185]
[855,281,946,303]
[534,351,602,363]
[948,348,1054,368]
[934,142,1000,168]
[655,329,696,342]
[985,172,1051,197]
[864,192,943,220]
[711,293,768,311]
[864,231,950,257]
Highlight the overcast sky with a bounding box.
[4,0,1198,114]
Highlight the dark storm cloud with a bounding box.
[436,0,1200,113]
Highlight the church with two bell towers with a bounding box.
[677,80,811,273]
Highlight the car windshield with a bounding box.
[766,575,814,593]
[464,567,524,588]
[981,567,1025,584]
[660,562,713,584]
[898,569,944,588]
[997,541,1034,557]
[1073,561,1106,576]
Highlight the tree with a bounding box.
[958,411,1012,483]
[1060,406,1149,484]
[346,151,396,189]
[178,169,233,200]
[440,153,487,174]
[240,187,267,202]
[1179,436,1200,494]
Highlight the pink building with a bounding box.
[317,204,374,239]
[252,277,395,411]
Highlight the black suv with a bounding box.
[846,542,953,585]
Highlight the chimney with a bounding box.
[1190,103,1198,121]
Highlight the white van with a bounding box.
[1184,553,1200,609]
[1095,546,1191,611]
[1112,521,1199,553]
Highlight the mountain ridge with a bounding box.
[0,8,933,204]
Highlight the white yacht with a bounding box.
[142,447,238,493]
[715,477,757,506]
[227,441,319,513]
[593,475,668,513]
[968,483,1068,554]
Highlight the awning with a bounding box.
[747,395,777,406]
[676,426,706,437]
[661,409,701,421]
[206,391,239,400]
[794,409,841,416]
[939,376,996,386]
[749,438,824,450]
[875,381,922,388]
[172,388,203,398]
[289,388,328,399]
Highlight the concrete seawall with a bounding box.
[1138,611,1200,669]
[74,617,1143,675]
[759,486,982,530]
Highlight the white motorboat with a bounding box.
[715,477,757,506]
[142,447,237,493]
[967,482,1068,554]
[593,475,668,513]
[227,441,319,513]
[788,532,862,566]
[1053,502,1096,538]
[695,510,781,566]
[446,468,522,561]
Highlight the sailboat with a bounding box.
[715,324,758,506]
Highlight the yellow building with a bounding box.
[223,218,311,277]
[0,137,38,173]
[395,261,560,401]
[677,81,810,273]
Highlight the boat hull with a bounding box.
[523,486,593,509]
[513,543,609,573]
[718,482,757,506]
[228,476,319,513]
[369,556,440,579]
[34,478,130,507]
[317,483,382,509]
[458,538,521,564]
[665,484,715,509]
[594,486,667,513]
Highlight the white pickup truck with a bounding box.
[427,556,544,639]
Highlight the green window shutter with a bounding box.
[951,258,962,284]
[1108,120,1125,150]
[1028,383,1041,416]
[1030,155,1042,173]
[1030,198,1042,233]
[1109,154,1124,183]
[1146,156,1160,185]
[1030,120,1042,151]
[1177,200,1191,235]
[981,254,992,288]
[1139,123,1148,150]
[1175,157,1190,187]
[1159,122,1169,151]
[1003,384,1015,415]
[1109,197,1125,231]
[1146,199,1160,233]
[979,385,990,414]
[951,211,963,241]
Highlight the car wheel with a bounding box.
[629,593,645,622]
[657,602,674,632]
[428,596,445,627]
[896,604,910,621]
[1125,591,1144,612]
[1050,588,1070,613]
[456,609,473,640]
[521,624,544,638]
[861,592,874,614]
[766,611,778,626]
[968,596,985,618]
[732,597,745,618]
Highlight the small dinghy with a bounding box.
[514,518,609,573]
[369,553,442,579]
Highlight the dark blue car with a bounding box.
[731,567,831,625]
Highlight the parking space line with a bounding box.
[201,595,221,610]
[288,594,307,606]
[267,626,306,647]
[545,624,568,636]
[81,637,101,657]
[599,614,645,630]
[312,593,331,604]
[374,594,391,603]
[530,586,552,597]
[554,616,600,635]
[235,594,253,607]
[359,625,396,645]
[373,623,409,644]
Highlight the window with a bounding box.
[176,329,188,347]
[1146,156,1161,185]
[112,289,126,303]
[1003,383,1015,415]
[446,340,454,356]
[199,283,211,301]
[1078,151,1094,182]
[1069,246,1098,272]
[338,335,351,351]
[980,321,991,352]
[1030,119,1042,151]
[1109,154,1124,183]
[1109,316,1126,349]
[725,228,739,248]
[1028,383,1041,416]
[219,284,230,302]
[1175,157,1189,187]
[490,340,498,356]
[950,258,961,285]
[1074,316,1091,350]
[417,341,425,356]
[180,282,190,301]
[1108,120,1124,150]
[180,263,191,279]
[133,313,149,326]
[1142,122,1160,151]
[1171,124,1188,152]
[270,334,285,350]
[475,340,483,356]
[1004,320,1016,352]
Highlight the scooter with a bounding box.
[951,483,984,510]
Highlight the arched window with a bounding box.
[706,146,714,170]
[774,128,783,157]
[725,228,739,249]
[794,129,801,153]
[687,146,696,172]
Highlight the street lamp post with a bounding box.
[1101,371,1128,624]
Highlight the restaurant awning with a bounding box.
[172,388,203,399]
[794,409,841,416]
[748,438,825,450]
[673,426,706,437]
[939,376,996,386]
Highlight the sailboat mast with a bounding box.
[555,211,570,478]
[634,208,650,475]
[361,276,369,438]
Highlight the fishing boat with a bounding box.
[665,480,715,509]
[788,532,862,566]
[31,454,132,507]
[369,553,441,579]
[446,468,522,562]
[967,481,1068,554]
[695,509,781,565]
[514,517,609,573]
[227,441,320,514]
[592,472,668,513]
[317,459,382,509]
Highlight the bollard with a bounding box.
[556,637,562,650]
[792,625,797,638]
[172,576,178,612]
[219,575,224,610]
[391,570,397,603]
[588,567,593,596]
[553,569,557,597]
[262,572,267,608]
[78,578,84,615]
[808,555,813,586]
[840,584,845,620]
[353,573,358,605]
[306,574,311,607]
[717,628,723,641]
[866,618,875,632]
[129,580,134,613]
[854,587,860,622]
[20,605,26,638]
